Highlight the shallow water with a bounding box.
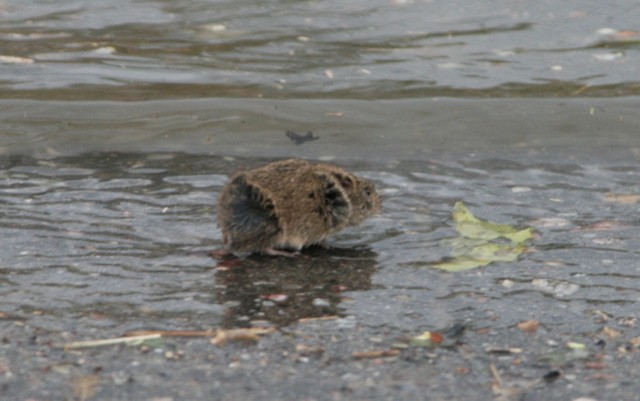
[2,152,640,333]
[1,0,640,336]
[2,97,640,161]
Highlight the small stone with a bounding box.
[500,279,515,288]
[312,298,330,308]
[111,371,130,386]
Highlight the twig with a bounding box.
[64,334,161,350]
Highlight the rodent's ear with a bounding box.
[322,177,351,227]
[331,172,354,191]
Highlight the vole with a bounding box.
[216,159,380,256]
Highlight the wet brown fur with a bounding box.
[216,159,380,254]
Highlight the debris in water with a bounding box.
[432,202,532,272]
[285,130,320,145]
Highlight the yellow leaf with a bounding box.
[452,202,533,243]
[432,202,532,272]
[432,257,491,272]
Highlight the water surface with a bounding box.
[1,0,639,100]
[1,0,640,335]
[2,152,640,333]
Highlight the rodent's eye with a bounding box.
[363,186,372,196]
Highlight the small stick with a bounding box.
[64,334,161,350]
[489,363,503,386]
[124,329,217,337]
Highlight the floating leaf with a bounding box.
[432,257,490,272]
[432,202,532,272]
[452,202,533,243]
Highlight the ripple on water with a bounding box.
[1,154,639,334]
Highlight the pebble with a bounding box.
[312,298,330,308]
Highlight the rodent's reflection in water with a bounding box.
[213,246,378,328]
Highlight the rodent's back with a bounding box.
[244,159,352,247]
[217,159,380,253]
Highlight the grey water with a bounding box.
[3,151,640,333]
[1,0,640,334]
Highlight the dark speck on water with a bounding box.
[1,0,640,400]
[286,131,320,145]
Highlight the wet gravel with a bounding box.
[1,312,639,401]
